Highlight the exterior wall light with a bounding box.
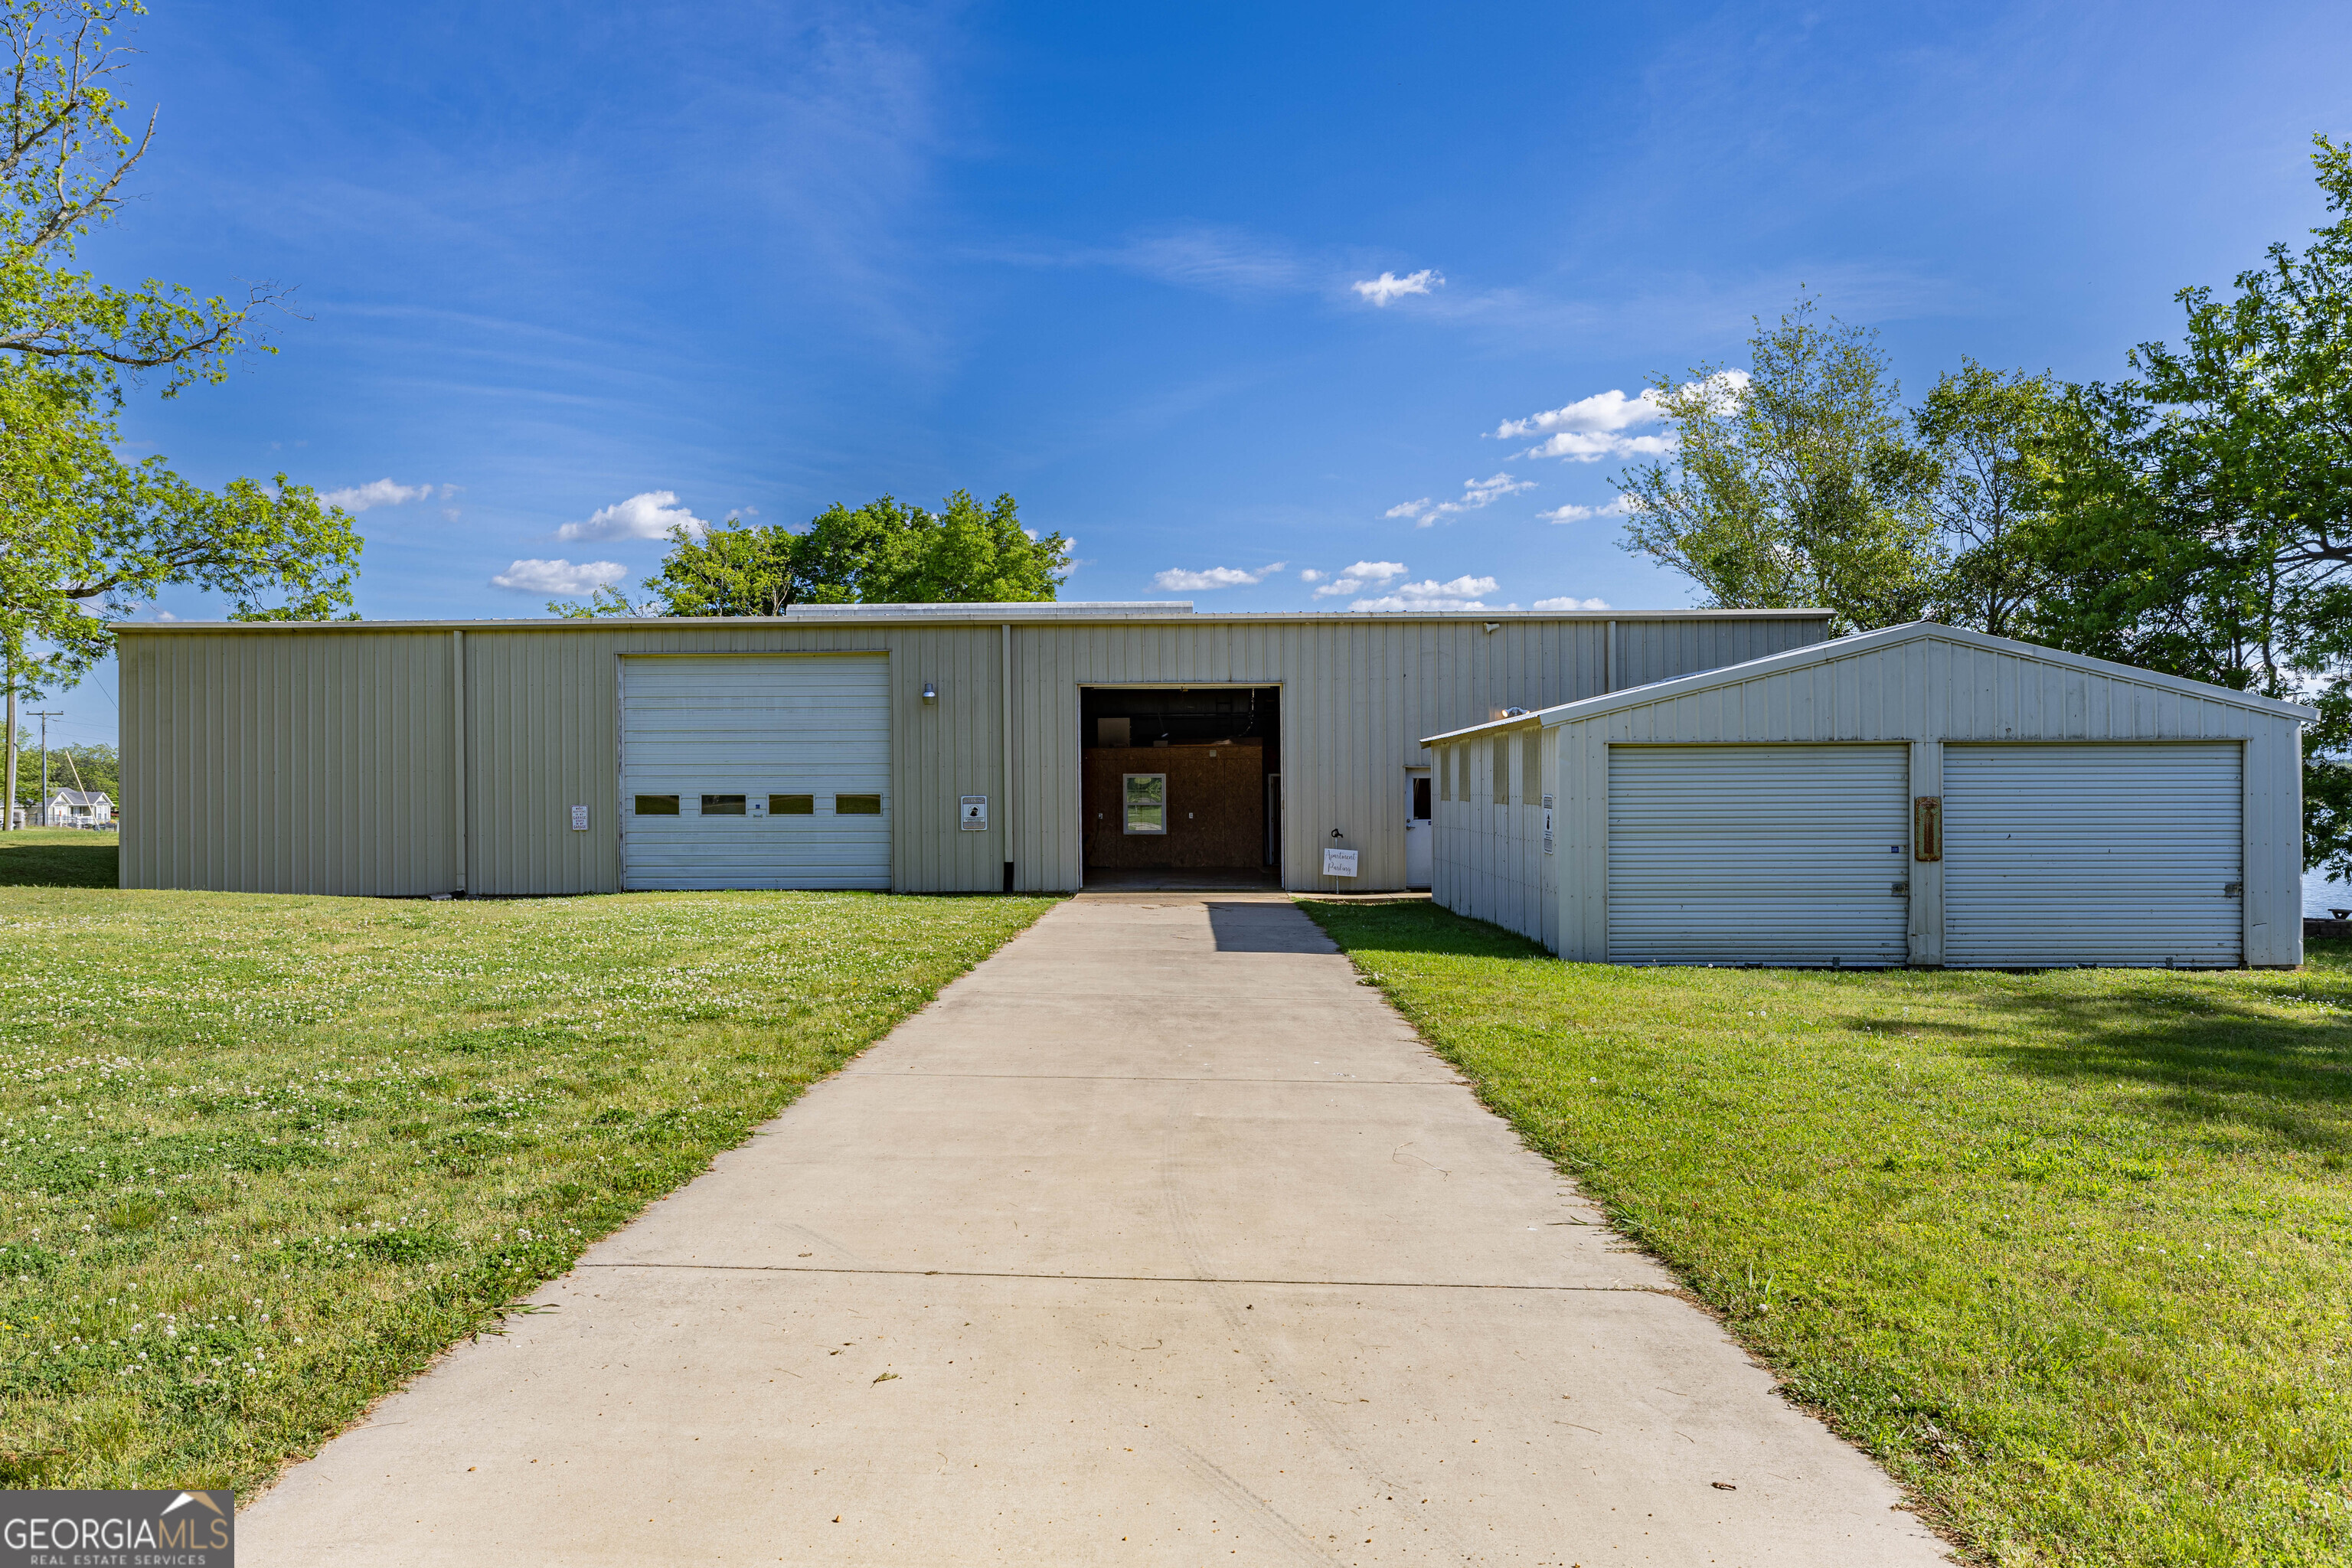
[921,681,937,703]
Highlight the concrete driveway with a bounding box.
[242,894,1951,1566]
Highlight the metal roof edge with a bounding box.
[107,606,1840,634]
[1417,621,2318,746]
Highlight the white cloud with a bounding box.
[153,609,178,622]
[1298,568,1325,583]
[1499,372,1749,462]
[492,558,629,595]
[1349,574,1501,612]
[319,479,436,512]
[1152,563,1285,590]
[1310,560,1409,597]
[1537,495,1634,524]
[1534,596,1612,611]
[1352,268,1442,306]
[1394,472,1534,528]
[557,490,708,543]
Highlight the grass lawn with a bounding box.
[0,826,118,889]
[1301,900,2352,1568]
[0,875,1054,1498]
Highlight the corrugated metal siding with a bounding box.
[1540,632,2302,965]
[1606,745,1910,965]
[1943,743,2242,967]
[119,630,456,894]
[1009,614,1822,894]
[114,612,1827,897]
[617,655,892,890]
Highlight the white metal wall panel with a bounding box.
[1607,745,1910,965]
[1944,743,2241,967]
[619,655,890,890]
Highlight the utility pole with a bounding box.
[3,658,14,832]
[28,711,60,828]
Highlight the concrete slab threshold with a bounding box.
[241,896,1951,1566]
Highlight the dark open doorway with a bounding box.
[1080,686,1280,890]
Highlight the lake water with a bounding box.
[2304,869,2352,918]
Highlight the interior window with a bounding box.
[633,795,680,816]
[1122,773,1167,835]
[770,793,815,815]
[835,794,884,816]
[701,795,748,815]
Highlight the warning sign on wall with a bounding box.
[959,795,989,831]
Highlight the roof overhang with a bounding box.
[108,606,1838,635]
[1419,620,2318,746]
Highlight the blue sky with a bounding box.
[41,0,2352,751]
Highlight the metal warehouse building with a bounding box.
[115,601,1830,897]
[1422,622,2314,969]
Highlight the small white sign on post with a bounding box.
[569,804,590,831]
[959,795,989,831]
[1322,848,1360,878]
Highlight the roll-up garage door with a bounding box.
[1608,745,1910,966]
[1943,743,2240,968]
[620,655,891,890]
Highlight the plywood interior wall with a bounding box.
[1083,743,1266,868]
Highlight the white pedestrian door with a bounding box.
[1608,745,1910,966]
[1943,743,2241,968]
[620,655,892,890]
[1404,770,1432,890]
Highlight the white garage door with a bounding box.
[1608,745,1910,966]
[1944,743,2240,968]
[620,655,891,890]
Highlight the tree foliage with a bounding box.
[557,491,1068,618]
[1615,297,1940,634]
[0,1,360,698]
[2022,136,2352,874]
[1913,361,2063,638]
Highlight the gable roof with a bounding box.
[51,789,109,806]
[1419,621,2318,746]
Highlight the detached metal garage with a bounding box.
[1423,622,2312,969]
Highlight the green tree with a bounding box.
[2023,136,2352,874]
[1912,361,2064,637]
[1615,296,1941,633]
[557,491,1068,617]
[0,1,361,703]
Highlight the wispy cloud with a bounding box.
[1352,269,1442,307]
[1534,595,1612,611]
[492,558,628,595]
[1350,574,1500,612]
[557,490,708,543]
[1310,560,1407,598]
[319,478,438,512]
[1537,495,1634,524]
[1152,560,1286,591]
[1386,472,1534,527]
[1100,229,1306,294]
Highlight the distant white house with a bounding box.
[44,789,111,827]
